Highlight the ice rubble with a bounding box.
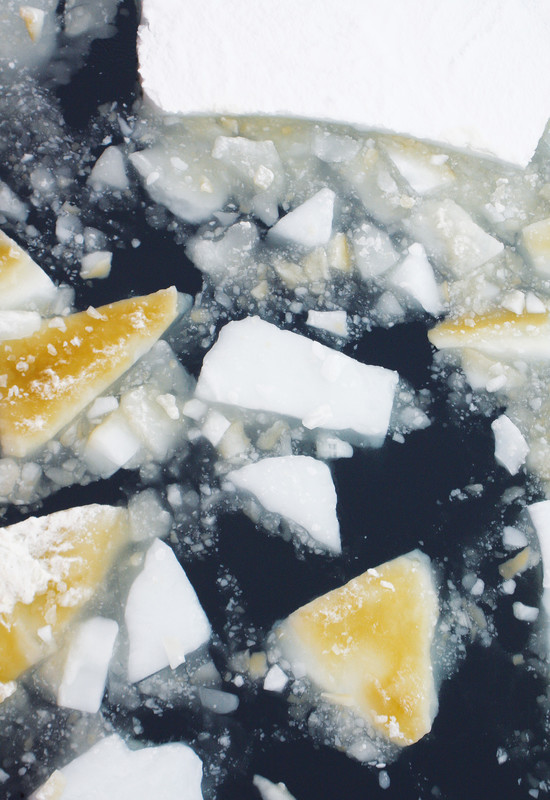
[196,317,398,443]
[31,734,204,800]
[226,455,340,553]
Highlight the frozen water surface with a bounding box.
[0,3,549,799]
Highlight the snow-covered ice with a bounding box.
[491,415,529,476]
[226,455,341,552]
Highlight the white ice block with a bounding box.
[138,0,550,166]
[31,735,204,800]
[57,617,118,714]
[227,455,341,552]
[125,539,211,683]
[195,317,398,444]
[491,414,529,476]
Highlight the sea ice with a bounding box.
[253,775,297,800]
[491,415,529,475]
[88,146,129,191]
[267,188,335,249]
[226,455,341,552]
[306,310,348,337]
[195,317,398,444]
[125,539,211,683]
[389,243,443,316]
[31,734,204,800]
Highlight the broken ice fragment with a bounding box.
[306,310,348,337]
[198,686,239,714]
[80,251,112,280]
[406,199,503,277]
[0,310,41,340]
[521,217,550,275]
[381,137,455,195]
[57,616,118,714]
[263,664,288,693]
[351,222,399,279]
[88,146,129,191]
[19,6,46,42]
[226,455,340,553]
[268,188,335,248]
[31,734,204,800]
[0,229,57,311]
[277,550,438,746]
[389,243,443,316]
[253,775,297,800]
[512,602,539,622]
[428,311,550,360]
[186,221,259,279]
[195,317,398,444]
[125,539,211,683]
[0,504,129,682]
[491,415,529,475]
[0,287,179,457]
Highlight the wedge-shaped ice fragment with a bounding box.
[57,616,118,714]
[521,216,550,275]
[0,287,179,457]
[125,539,211,683]
[381,138,455,195]
[88,146,129,191]
[428,311,550,360]
[406,199,503,277]
[195,317,398,444]
[268,188,335,248]
[0,504,129,682]
[31,734,204,800]
[491,414,529,476]
[389,243,443,316]
[0,229,57,311]
[20,6,46,42]
[227,455,340,553]
[277,550,439,746]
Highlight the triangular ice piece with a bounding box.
[0,287,179,457]
[0,504,129,682]
[0,229,57,311]
[277,550,438,746]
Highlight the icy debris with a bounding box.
[186,221,259,279]
[312,130,360,164]
[512,602,539,622]
[0,309,41,339]
[198,686,239,714]
[31,734,204,800]
[125,539,211,683]
[491,415,529,475]
[502,526,528,550]
[129,146,228,224]
[253,774,297,800]
[80,250,112,279]
[63,0,120,39]
[19,6,45,42]
[89,146,129,191]
[263,664,288,693]
[0,181,28,222]
[57,617,118,714]
[389,243,443,316]
[306,310,348,337]
[268,188,335,248]
[352,222,400,279]
[406,199,504,277]
[84,410,141,477]
[129,490,172,542]
[521,217,550,275]
[201,409,231,446]
[195,317,398,443]
[315,433,354,460]
[0,229,57,311]
[498,547,533,580]
[226,455,341,553]
[382,138,455,195]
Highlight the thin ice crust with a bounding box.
[277,550,439,746]
[0,287,179,457]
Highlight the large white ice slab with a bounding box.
[125,539,211,683]
[195,317,398,444]
[31,734,203,800]
[138,0,550,166]
[227,455,340,552]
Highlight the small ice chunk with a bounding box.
[201,409,231,446]
[30,735,204,800]
[84,410,142,478]
[212,135,283,192]
[0,229,57,311]
[19,6,45,42]
[263,664,288,693]
[182,398,207,421]
[502,526,528,550]
[198,686,239,714]
[187,221,259,279]
[315,433,354,460]
[268,188,335,248]
[312,131,360,164]
[253,775,297,800]
[89,147,129,191]
[389,243,443,315]
[382,139,454,194]
[0,181,27,222]
[125,539,211,683]
[0,310,41,339]
[196,317,398,444]
[406,199,504,277]
[80,251,112,280]
[57,617,118,714]
[227,455,340,553]
[129,489,172,542]
[352,222,399,279]
[521,217,550,275]
[491,415,529,475]
[527,501,550,589]
[512,602,539,622]
[500,290,525,316]
[306,310,348,337]
[87,395,119,420]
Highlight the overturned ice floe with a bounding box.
[31,734,203,800]
[196,317,398,444]
[125,539,211,683]
[276,550,439,749]
[226,455,340,553]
